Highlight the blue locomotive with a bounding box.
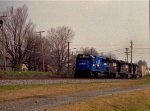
[74,54,108,78]
[74,54,140,78]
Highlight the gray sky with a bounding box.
[0,0,150,66]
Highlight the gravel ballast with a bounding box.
[0,79,127,86]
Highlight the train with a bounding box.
[74,54,144,78]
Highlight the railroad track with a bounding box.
[0,78,133,85]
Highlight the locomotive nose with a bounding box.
[76,60,90,71]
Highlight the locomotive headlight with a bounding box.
[104,63,107,65]
[96,64,99,67]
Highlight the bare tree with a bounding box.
[137,60,148,68]
[104,52,117,59]
[47,26,74,74]
[0,5,38,70]
[25,35,42,71]
[79,47,99,55]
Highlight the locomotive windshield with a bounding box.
[77,55,93,60]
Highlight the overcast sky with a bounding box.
[0,0,150,66]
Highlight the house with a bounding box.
[21,64,28,71]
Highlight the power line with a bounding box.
[99,48,125,53]
[133,53,150,55]
[134,48,150,49]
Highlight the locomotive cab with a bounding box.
[74,54,95,77]
[74,54,108,78]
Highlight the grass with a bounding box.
[46,89,150,111]
[0,71,52,78]
[138,75,150,85]
[0,76,150,102]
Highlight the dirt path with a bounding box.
[0,84,150,111]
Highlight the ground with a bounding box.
[46,89,150,111]
[0,76,150,111]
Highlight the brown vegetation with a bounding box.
[47,89,150,111]
[0,78,149,102]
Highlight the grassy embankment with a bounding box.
[0,71,52,79]
[46,89,150,111]
[0,76,150,102]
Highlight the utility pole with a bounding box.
[130,40,133,64]
[67,42,70,75]
[91,48,93,54]
[149,0,150,61]
[125,48,129,62]
[0,16,7,70]
[36,31,45,72]
[130,40,133,73]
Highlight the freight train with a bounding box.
[74,54,143,78]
